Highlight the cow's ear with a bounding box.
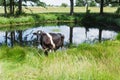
[33,32,37,35]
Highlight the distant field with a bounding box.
[23,7,118,13]
[0,7,118,14]
[0,7,4,13]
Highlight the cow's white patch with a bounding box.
[46,33,55,48]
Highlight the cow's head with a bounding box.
[33,30,44,43]
[33,30,43,35]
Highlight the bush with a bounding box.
[0,17,9,24]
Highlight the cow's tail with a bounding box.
[61,35,65,48]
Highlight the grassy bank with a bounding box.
[0,7,119,27]
[0,13,120,27]
[0,40,120,80]
[0,13,77,26]
[81,13,120,29]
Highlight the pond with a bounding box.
[0,23,119,47]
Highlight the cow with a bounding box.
[33,30,64,55]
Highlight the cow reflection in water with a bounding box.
[33,30,64,55]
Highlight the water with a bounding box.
[0,24,118,47]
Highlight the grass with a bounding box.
[24,7,117,13]
[0,13,80,27]
[0,39,120,80]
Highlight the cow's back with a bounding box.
[49,33,64,49]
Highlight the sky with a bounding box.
[41,0,75,6]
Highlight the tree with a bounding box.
[70,0,74,15]
[24,0,46,7]
[90,0,96,6]
[10,0,14,15]
[100,0,104,14]
[0,0,46,16]
[61,3,68,7]
[116,7,120,14]
[76,0,96,7]
[3,0,7,16]
[95,0,120,14]
[18,0,22,15]
[76,0,85,6]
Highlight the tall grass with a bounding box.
[0,40,120,80]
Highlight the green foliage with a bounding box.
[0,0,3,6]
[0,13,77,26]
[75,0,84,6]
[42,14,57,21]
[115,7,120,14]
[0,13,120,28]
[57,14,75,21]
[115,18,120,26]
[90,0,96,7]
[116,33,120,40]
[81,13,120,27]
[0,17,9,24]
[60,3,68,7]
[76,0,96,7]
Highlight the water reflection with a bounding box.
[0,25,118,47]
[69,27,73,43]
[3,30,38,47]
[5,30,23,47]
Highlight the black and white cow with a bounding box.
[33,30,64,55]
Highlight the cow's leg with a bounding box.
[44,48,49,56]
[44,50,48,56]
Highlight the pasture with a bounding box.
[0,7,117,14]
[24,7,117,13]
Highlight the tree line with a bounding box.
[71,0,120,15]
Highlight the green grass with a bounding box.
[0,40,120,80]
